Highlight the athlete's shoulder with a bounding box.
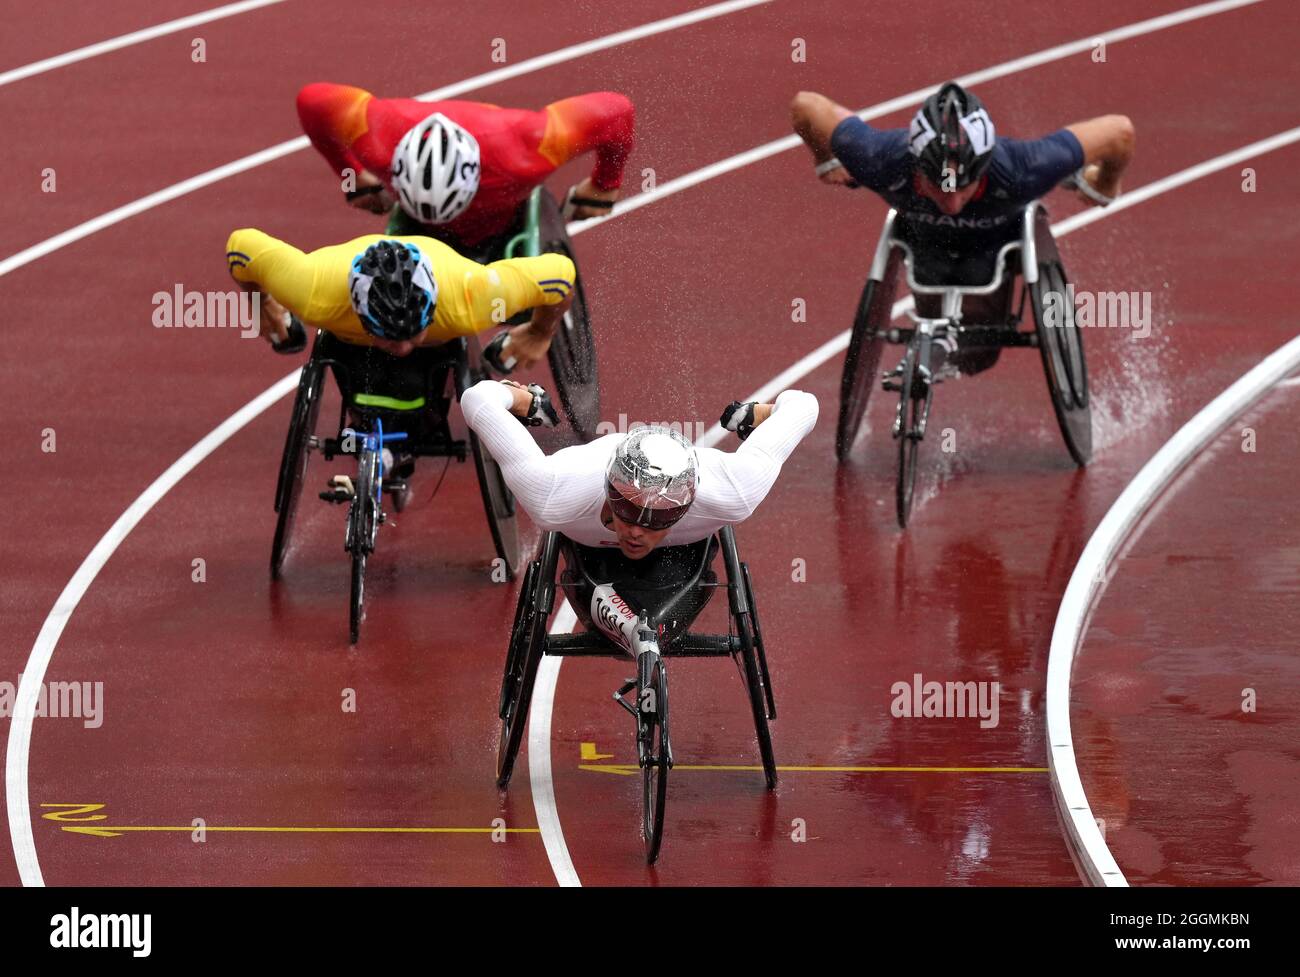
[831,119,910,190]
[987,130,1083,198]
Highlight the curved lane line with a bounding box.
[0,0,289,88]
[5,372,300,886]
[1047,338,1300,886]
[528,605,581,886]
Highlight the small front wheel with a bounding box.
[640,655,670,865]
[894,350,922,528]
[349,549,366,645]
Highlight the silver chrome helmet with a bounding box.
[604,426,699,531]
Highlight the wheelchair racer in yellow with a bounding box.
[226,230,574,504]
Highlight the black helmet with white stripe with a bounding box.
[909,82,996,189]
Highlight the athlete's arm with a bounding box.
[539,92,635,217]
[790,91,858,186]
[707,390,820,521]
[296,83,396,212]
[1065,115,1135,201]
[459,380,564,517]
[464,252,576,367]
[226,229,316,347]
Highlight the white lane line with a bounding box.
[571,0,1265,233]
[5,0,1276,886]
[0,0,770,280]
[0,0,289,87]
[1048,335,1300,886]
[4,371,300,886]
[528,604,580,886]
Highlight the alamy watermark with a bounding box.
[1043,284,1152,339]
[890,672,1000,729]
[594,412,708,442]
[152,286,260,338]
[0,676,104,729]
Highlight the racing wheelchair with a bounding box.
[388,185,600,440]
[270,330,520,644]
[494,526,777,864]
[836,202,1091,527]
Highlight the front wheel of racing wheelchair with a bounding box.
[494,525,776,864]
[836,203,1093,526]
[268,329,527,642]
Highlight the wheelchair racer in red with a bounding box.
[296,82,635,255]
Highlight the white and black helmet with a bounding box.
[390,112,481,224]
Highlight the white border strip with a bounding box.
[1048,334,1300,886]
[0,0,769,279]
[0,0,290,88]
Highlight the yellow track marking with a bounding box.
[580,742,614,761]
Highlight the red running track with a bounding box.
[3,0,1298,885]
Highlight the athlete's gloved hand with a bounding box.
[720,400,758,441]
[271,315,307,355]
[505,381,560,428]
[482,331,517,376]
[1062,165,1116,207]
[562,180,617,220]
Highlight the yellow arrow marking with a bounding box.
[580,763,1049,775]
[40,803,108,822]
[580,742,614,761]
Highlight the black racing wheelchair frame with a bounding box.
[494,525,776,864]
[270,331,520,643]
[837,202,1092,527]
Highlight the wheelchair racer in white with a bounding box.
[460,379,818,649]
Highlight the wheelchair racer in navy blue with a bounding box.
[791,82,1135,376]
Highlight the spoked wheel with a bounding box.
[470,429,522,579]
[271,349,325,579]
[456,347,523,578]
[496,538,556,789]
[639,654,670,865]
[537,189,600,441]
[734,610,777,791]
[498,561,539,721]
[895,349,922,528]
[836,253,901,460]
[741,562,776,720]
[347,447,380,645]
[1030,261,1092,465]
[722,528,776,790]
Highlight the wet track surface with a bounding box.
[3,0,1298,884]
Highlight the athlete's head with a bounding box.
[604,426,699,559]
[348,240,437,355]
[390,112,481,225]
[909,82,996,214]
